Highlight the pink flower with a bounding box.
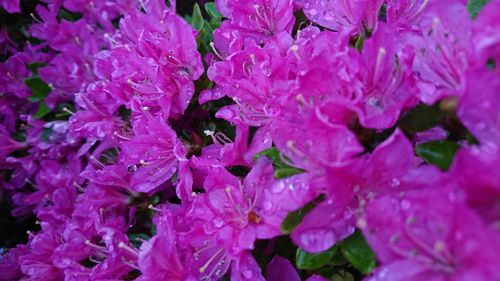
[362,189,500,281]
[0,125,24,160]
[266,256,330,281]
[291,130,419,252]
[0,245,28,281]
[471,0,500,69]
[458,68,500,148]
[448,146,500,228]
[121,117,185,194]
[216,0,295,38]
[356,23,417,129]
[404,0,471,104]
[206,41,291,126]
[299,0,383,34]
[1,0,20,13]
[137,210,184,281]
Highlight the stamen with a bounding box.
[138,0,147,13]
[118,242,140,257]
[30,13,43,24]
[113,131,132,141]
[85,240,107,252]
[209,42,223,61]
[62,107,75,115]
[373,47,387,82]
[199,248,224,273]
[148,204,162,212]
[89,155,106,169]
[121,257,140,270]
[73,181,84,192]
[290,45,301,60]
[103,33,119,45]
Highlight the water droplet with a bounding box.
[401,199,411,210]
[391,178,401,187]
[263,201,273,212]
[299,229,336,252]
[213,218,224,228]
[271,181,285,193]
[260,62,271,76]
[243,270,253,279]
[308,8,318,16]
[127,165,137,173]
[476,123,486,130]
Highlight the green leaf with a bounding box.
[340,231,376,274]
[281,195,324,234]
[416,140,460,170]
[254,147,304,179]
[27,62,47,75]
[296,246,338,270]
[34,102,51,119]
[205,2,221,19]
[274,167,304,179]
[25,77,51,102]
[57,8,83,22]
[397,104,441,132]
[128,233,150,248]
[191,3,204,30]
[355,34,365,52]
[40,126,53,142]
[467,0,489,19]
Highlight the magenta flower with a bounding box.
[0,53,32,99]
[206,41,291,126]
[458,68,500,148]
[448,146,500,228]
[356,23,417,129]
[299,0,383,34]
[116,2,203,116]
[121,117,185,194]
[405,0,471,104]
[267,256,330,281]
[0,126,24,160]
[362,189,500,281]
[0,245,28,281]
[216,0,295,38]
[385,0,429,26]
[471,0,500,68]
[0,0,20,13]
[137,210,185,281]
[291,130,419,252]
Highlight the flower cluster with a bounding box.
[0,0,499,280]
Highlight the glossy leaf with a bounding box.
[25,77,51,102]
[416,140,460,170]
[281,195,324,234]
[191,3,204,30]
[34,102,51,119]
[255,148,304,179]
[205,2,221,19]
[467,0,489,18]
[339,231,376,274]
[296,246,338,270]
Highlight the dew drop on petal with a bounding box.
[308,8,318,16]
[263,201,273,212]
[242,270,253,279]
[299,229,336,252]
[401,199,411,210]
[391,178,401,187]
[127,165,137,173]
[213,218,224,228]
[271,181,285,193]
